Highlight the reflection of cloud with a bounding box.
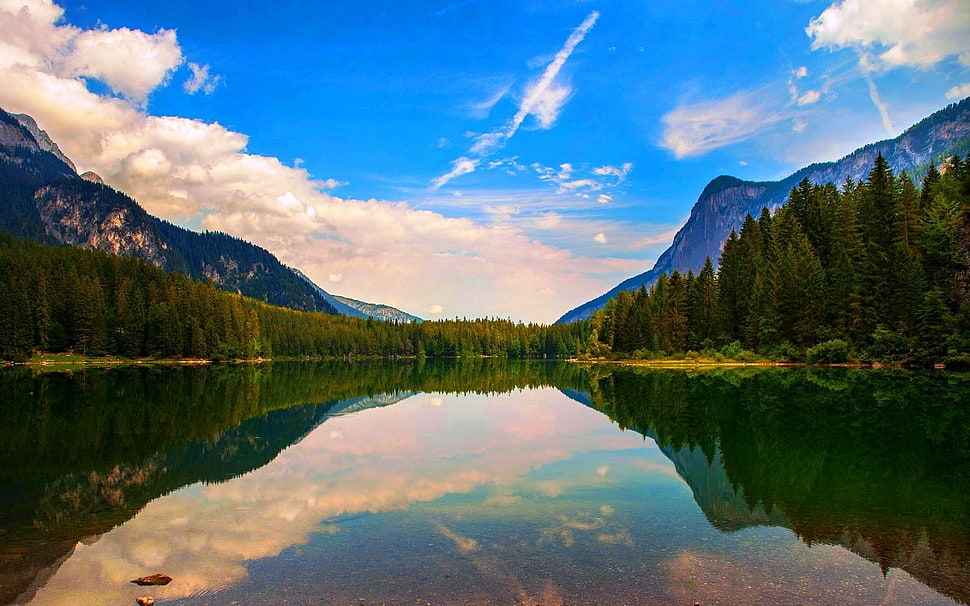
[26,390,659,605]
[663,547,943,605]
[436,523,481,554]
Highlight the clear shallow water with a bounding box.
[0,362,967,605]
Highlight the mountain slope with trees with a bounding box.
[0,107,349,315]
[588,154,970,364]
[559,98,970,324]
[0,233,588,362]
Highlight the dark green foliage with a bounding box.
[0,235,590,361]
[593,154,970,364]
[588,367,970,576]
[806,339,849,364]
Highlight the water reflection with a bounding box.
[589,366,970,604]
[0,363,967,605]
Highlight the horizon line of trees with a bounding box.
[0,233,591,362]
[590,153,970,364]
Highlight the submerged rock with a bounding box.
[130,573,172,586]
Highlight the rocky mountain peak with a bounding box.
[12,113,77,173]
[556,97,970,324]
[80,171,104,184]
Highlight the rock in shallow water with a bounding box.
[130,573,172,586]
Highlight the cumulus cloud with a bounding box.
[660,92,787,158]
[432,11,599,188]
[593,232,607,243]
[807,0,970,70]
[65,26,183,103]
[0,0,639,322]
[184,61,223,95]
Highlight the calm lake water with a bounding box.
[1,360,968,606]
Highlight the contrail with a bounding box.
[432,11,600,189]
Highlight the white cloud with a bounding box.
[526,161,632,196]
[660,91,787,158]
[593,232,607,243]
[430,156,479,190]
[592,163,633,179]
[794,66,809,78]
[796,89,821,105]
[0,0,641,323]
[427,304,444,315]
[858,53,895,133]
[65,26,183,103]
[328,273,344,284]
[946,82,970,99]
[433,11,599,187]
[560,178,601,191]
[184,61,223,95]
[597,194,611,204]
[465,81,512,118]
[0,1,183,105]
[807,0,970,69]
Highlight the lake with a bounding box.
[1,361,968,605]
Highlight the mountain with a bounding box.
[334,295,424,323]
[0,107,349,314]
[557,97,970,324]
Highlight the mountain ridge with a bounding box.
[0,106,411,319]
[557,97,970,324]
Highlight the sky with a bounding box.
[0,0,968,322]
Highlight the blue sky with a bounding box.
[1,0,968,321]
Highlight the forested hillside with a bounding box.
[589,154,970,364]
[0,235,589,362]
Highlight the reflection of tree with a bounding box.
[590,367,970,604]
[0,359,590,604]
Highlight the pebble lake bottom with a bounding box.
[1,361,966,605]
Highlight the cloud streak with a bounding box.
[659,91,789,158]
[432,11,599,189]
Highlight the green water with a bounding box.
[0,361,967,605]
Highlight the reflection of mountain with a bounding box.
[0,359,589,604]
[587,367,970,605]
[0,391,347,604]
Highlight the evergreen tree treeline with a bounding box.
[0,235,590,362]
[591,154,970,364]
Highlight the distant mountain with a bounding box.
[557,97,970,324]
[334,295,423,323]
[289,269,421,321]
[0,107,348,315]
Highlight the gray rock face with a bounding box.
[34,182,168,267]
[12,113,77,173]
[556,97,970,324]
